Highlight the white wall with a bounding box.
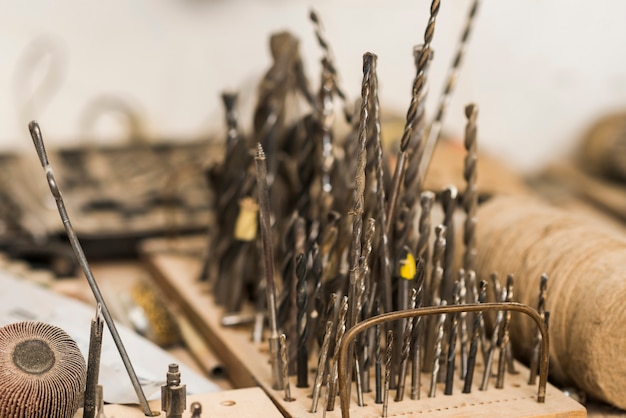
[2,0,626,172]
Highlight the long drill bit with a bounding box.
[458,269,469,380]
[374,301,383,404]
[358,218,376,394]
[28,121,154,416]
[429,302,447,397]
[441,186,458,303]
[395,288,418,401]
[496,274,514,389]
[410,259,426,400]
[463,279,487,393]
[310,320,333,413]
[255,143,283,390]
[326,296,349,411]
[84,305,104,418]
[480,284,507,391]
[462,104,478,274]
[386,0,441,239]
[444,278,462,395]
[529,274,548,385]
[422,224,446,373]
[418,0,481,183]
[382,330,394,418]
[295,254,309,388]
[416,191,435,265]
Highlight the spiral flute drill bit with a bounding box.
[463,279,487,393]
[255,143,283,390]
[395,288,418,401]
[529,274,548,384]
[441,186,458,303]
[386,0,441,239]
[444,279,462,395]
[280,334,294,401]
[382,330,394,418]
[326,296,349,411]
[295,254,309,388]
[458,270,469,380]
[422,224,446,373]
[480,285,507,391]
[496,274,515,389]
[462,104,478,274]
[410,260,426,400]
[374,302,383,404]
[429,302,447,398]
[416,191,434,264]
[310,320,333,413]
[419,0,481,183]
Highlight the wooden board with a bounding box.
[72,387,282,417]
[140,238,587,418]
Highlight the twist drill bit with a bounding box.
[280,334,294,401]
[326,296,349,411]
[467,269,489,365]
[423,224,446,373]
[84,305,104,418]
[444,278,462,395]
[441,186,458,303]
[309,9,353,123]
[190,402,202,418]
[382,330,394,418]
[374,302,383,404]
[416,191,435,265]
[496,274,515,389]
[28,121,154,417]
[480,284,507,391]
[410,260,426,400]
[529,274,548,385]
[358,218,376,394]
[462,104,478,274]
[419,0,481,182]
[295,254,309,388]
[386,0,441,239]
[463,279,487,393]
[310,320,333,412]
[255,143,283,390]
[458,271,469,380]
[369,54,393,314]
[395,288,418,401]
[429,302,447,398]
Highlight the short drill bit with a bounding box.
[326,296,349,411]
[410,260,426,400]
[382,330,394,418]
[480,284,506,391]
[190,402,202,418]
[28,121,154,416]
[529,274,548,385]
[295,254,309,388]
[462,104,478,274]
[416,191,435,265]
[310,320,333,413]
[422,224,446,373]
[496,274,514,389]
[255,143,283,390]
[84,305,104,418]
[444,278,462,395]
[280,334,294,401]
[429,302,447,398]
[458,270,469,380]
[419,0,481,182]
[463,279,487,393]
[395,288,418,401]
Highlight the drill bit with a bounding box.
[429,301,447,398]
[463,279,487,393]
[382,330,394,418]
[480,283,507,391]
[529,273,548,385]
[84,305,104,418]
[310,320,333,413]
[496,274,514,389]
[190,402,202,418]
[358,218,376,394]
[295,254,309,388]
[444,278,462,395]
[374,301,383,404]
[418,0,481,183]
[395,288,418,401]
[255,143,283,390]
[326,296,349,411]
[386,0,441,239]
[410,259,426,400]
[422,224,446,373]
[462,104,478,274]
[416,191,435,265]
[280,333,294,401]
[441,186,458,303]
[28,121,154,417]
[458,269,469,380]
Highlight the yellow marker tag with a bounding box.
[399,251,417,280]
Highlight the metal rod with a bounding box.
[338,302,551,418]
[28,121,155,417]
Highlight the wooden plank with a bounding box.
[140,238,587,418]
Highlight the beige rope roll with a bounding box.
[474,195,626,408]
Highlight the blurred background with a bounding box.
[2,0,626,172]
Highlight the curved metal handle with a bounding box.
[337,302,549,418]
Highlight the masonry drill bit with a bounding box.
[444,278,462,395]
[462,104,478,274]
[496,274,514,389]
[255,142,283,390]
[429,302,447,397]
[480,284,507,391]
[28,121,154,416]
[386,0,441,239]
[395,288,418,401]
[280,334,294,401]
[463,279,487,393]
[84,305,104,418]
[309,9,353,123]
[374,302,383,404]
[416,191,435,264]
[382,330,394,418]
[418,0,481,183]
[311,320,333,413]
[441,186,458,303]
[529,274,548,385]
[295,254,309,388]
[326,296,349,411]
